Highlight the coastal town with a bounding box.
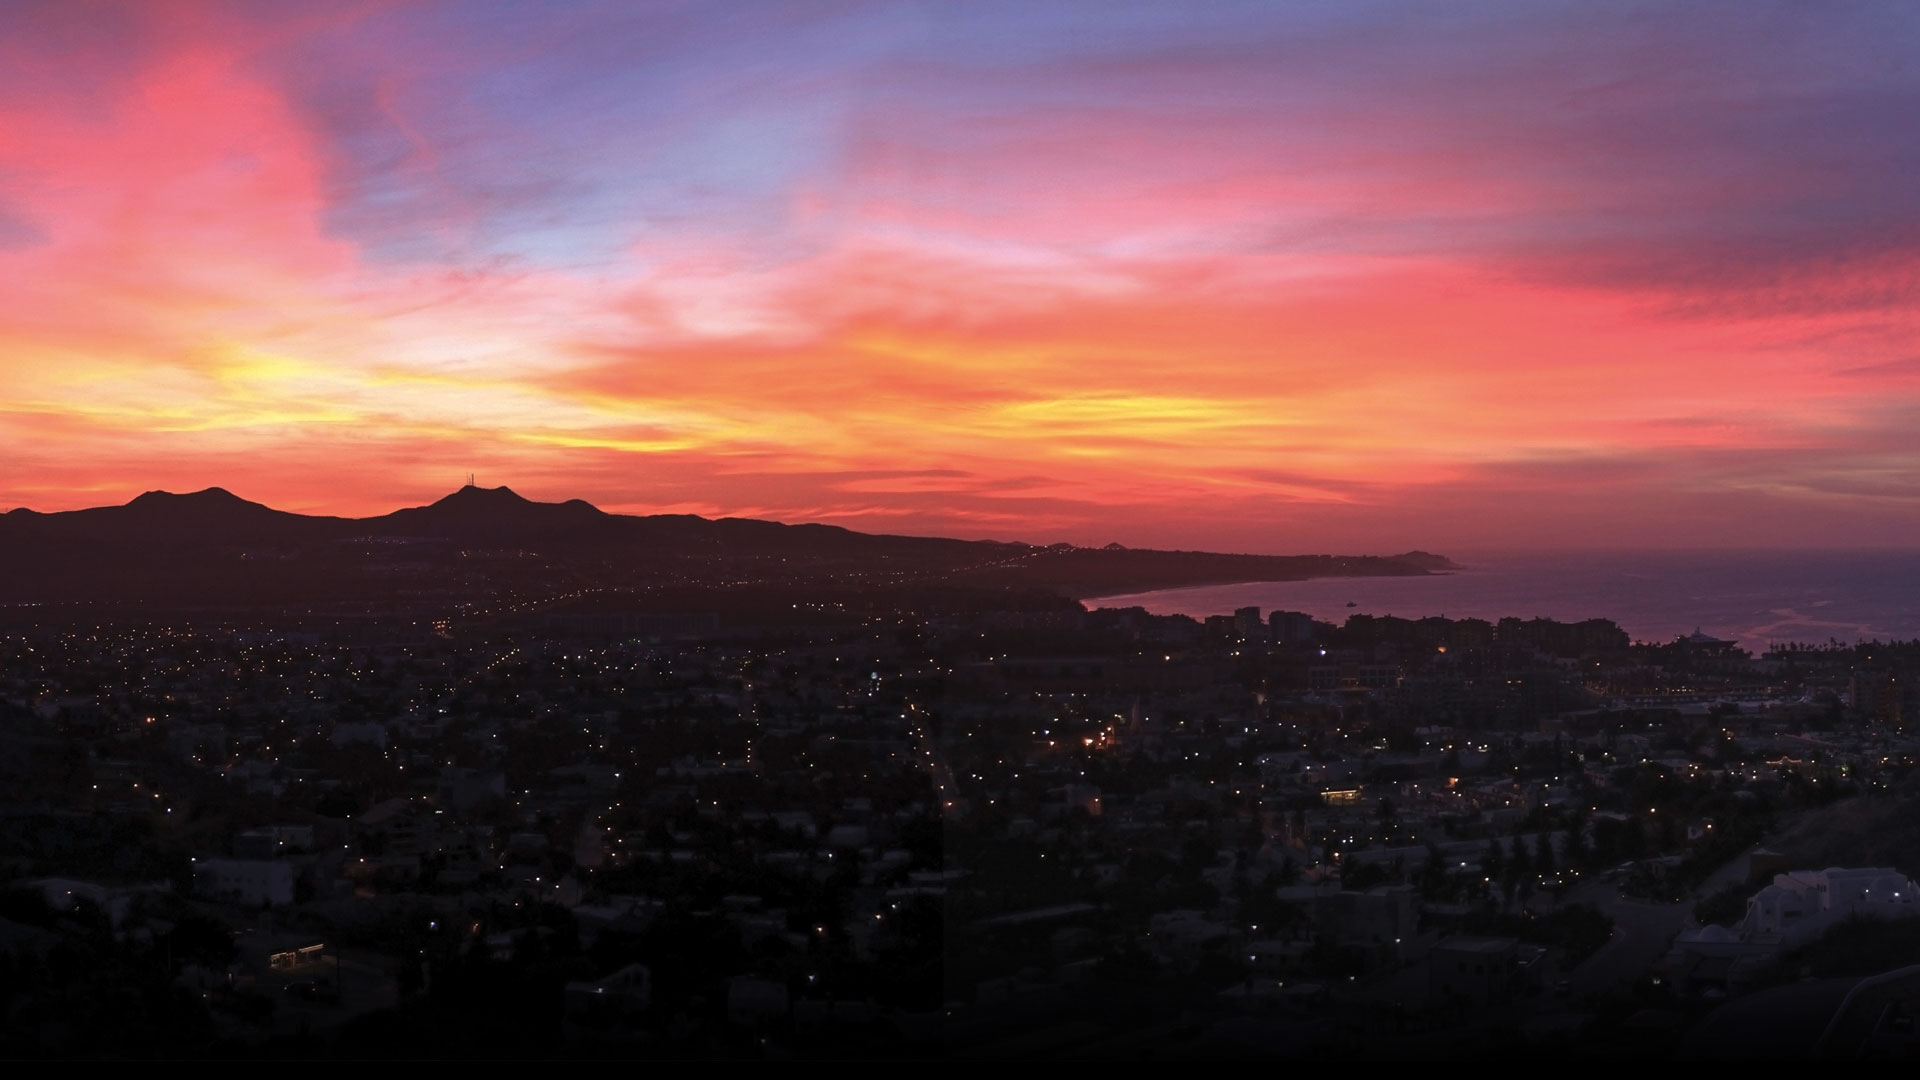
[6,595,1920,1057]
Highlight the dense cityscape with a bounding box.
[8,580,1920,1058]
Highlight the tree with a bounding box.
[1563,812,1589,866]
[1342,860,1391,890]
[1507,837,1532,883]
[1623,816,1648,859]
[1592,817,1621,865]
[168,912,236,969]
[1239,817,1266,855]
[1180,834,1217,875]
[1415,842,1452,901]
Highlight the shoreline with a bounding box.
[1080,568,1457,607]
[1076,551,1920,654]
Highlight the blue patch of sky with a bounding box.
[247,0,1920,273]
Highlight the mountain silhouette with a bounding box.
[371,484,610,541]
[7,486,342,544]
[0,484,1454,607]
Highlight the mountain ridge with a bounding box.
[2,483,1453,558]
[0,483,1458,608]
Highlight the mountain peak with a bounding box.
[433,484,531,507]
[383,485,609,535]
[126,487,257,509]
[123,486,264,511]
[1390,550,1461,572]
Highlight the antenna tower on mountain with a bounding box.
[466,473,476,488]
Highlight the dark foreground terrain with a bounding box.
[5,579,1920,1059]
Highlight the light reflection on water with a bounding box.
[1089,549,1920,653]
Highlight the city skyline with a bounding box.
[5,1,1920,551]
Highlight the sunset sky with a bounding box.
[4,1,1920,552]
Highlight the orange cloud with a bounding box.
[3,3,1920,553]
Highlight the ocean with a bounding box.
[1087,549,1920,653]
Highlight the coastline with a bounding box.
[1074,551,1920,654]
[1079,569,1454,607]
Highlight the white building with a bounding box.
[566,963,651,1023]
[28,877,171,930]
[233,824,314,859]
[330,721,388,749]
[193,858,296,907]
[1741,867,1920,947]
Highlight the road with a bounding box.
[1560,885,1691,996]
[1557,848,1759,997]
